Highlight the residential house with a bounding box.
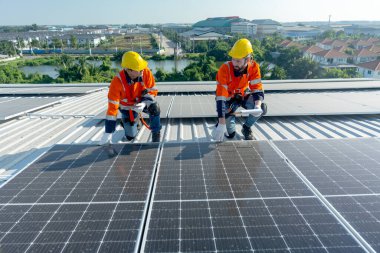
[352,48,380,64]
[279,40,304,50]
[302,45,325,59]
[317,39,347,50]
[312,49,349,65]
[349,39,374,50]
[356,60,380,78]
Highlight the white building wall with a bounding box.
[231,23,257,36]
[357,67,380,78]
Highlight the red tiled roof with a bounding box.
[354,48,380,57]
[336,45,350,52]
[285,41,304,49]
[320,38,333,44]
[351,40,372,47]
[313,49,349,58]
[367,38,380,44]
[280,40,291,46]
[366,45,380,53]
[319,39,347,47]
[302,45,324,54]
[331,40,347,47]
[356,60,380,71]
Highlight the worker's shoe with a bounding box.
[225,131,236,139]
[241,124,254,140]
[152,131,161,142]
[122,135,135,141]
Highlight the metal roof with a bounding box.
[0,79,380,183]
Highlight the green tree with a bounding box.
[31,24,38,31]
[154,68,168,81]
[31,39,39,48]
[259,62,271,79]
[0,41,17,56]
[194,41,208,53]
[59,54,74,69]
[207,40,229,61]
[270,66,287,80]
[70,35,78,49]
[52,37,63,48]
[287,58,321,79]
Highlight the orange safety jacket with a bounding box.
[216,60,263,102]
[106,68,157,122]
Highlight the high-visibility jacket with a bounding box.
[105,68,157,133]
[216,60,263,101]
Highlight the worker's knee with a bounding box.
[148,103,160,116]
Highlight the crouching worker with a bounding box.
[99,51,161,145]
[213,38,265,141]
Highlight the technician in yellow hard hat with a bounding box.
[99,51,161,145]
[213,38,265,141]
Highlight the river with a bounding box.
[20,59,192,78]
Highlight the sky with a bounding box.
[0,0,379,26]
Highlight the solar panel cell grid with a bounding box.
[0,139,379,252]
[0,143,159,252]
[141,141,365,252]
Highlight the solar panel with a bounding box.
[274,138,380,251]
[169,96,216,118]
[265,91,380,116]
[155,79,380,93]
[0,143,159,252]
[140,141,365,252]
[163,91,380,119]
[1,139,378,252]
[0,97,61,120]
[327,195,380,252]
[274,138,380,195]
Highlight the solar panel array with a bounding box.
[141,141,364,252]
[118,91,380,119]
[275,138,380,251]
[169,96,216,118]
[0,138,379,252]
[156,80,380,93]
[0,144,159,252]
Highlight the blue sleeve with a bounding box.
[216,100,226,118]
[252,92,264,101]
[105,119,116,133]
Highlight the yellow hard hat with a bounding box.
[228,38,253,59]
[121,51,148,71]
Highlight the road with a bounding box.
[152,33,182,56]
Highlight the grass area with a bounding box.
[99,34,153,50]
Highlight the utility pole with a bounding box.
[328,15,331,27]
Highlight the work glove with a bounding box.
[251,105,263,117]
[133,102,146,113]
[212,123,227,142]
[99,132,112,146]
